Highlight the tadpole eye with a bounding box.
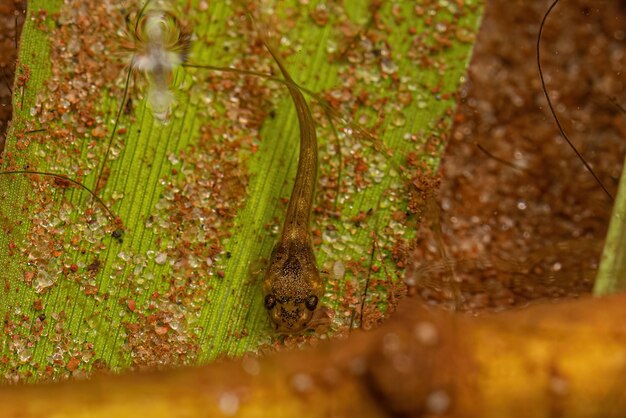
[264,294,277,310]
[305,295,318,311]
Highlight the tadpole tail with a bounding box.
[254,18,319,233]
[537,0,614,202]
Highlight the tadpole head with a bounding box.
[262,243,323,333]
[263,292,319,333]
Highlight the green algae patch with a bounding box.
[0,0,484,381]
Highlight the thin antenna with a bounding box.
[608,96,626,115]
[93,66,132,195]
[359,230,378,329]
[183,62,375,136]
[183,63,411,188]
[537,0,614,202]
[0,170,116,220]
[358,198,385,330]
[476,143,526,173]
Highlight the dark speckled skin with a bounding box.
[264,239,323,333]
[261,39,323,333]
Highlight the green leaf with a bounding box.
[594,156,626,295]
[0,0,483,381]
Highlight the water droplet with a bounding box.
[291,372,314,393]
[242,356,261,376]
[34,270,55,293]
[111,191,125,200]
[381,58,398,74]
[414,321,438,346]
[218,392,239,416]
[117,252,130,262]
[549,375,569,395]
[332,261,345,279]
[18,347,32,363]
[382,332,401,354]
[167,153,180,165]
[349,357,367,375]
[155,252,168,265]
[427,389,451,414]
[326,39,337,54]
[392,112,406,127]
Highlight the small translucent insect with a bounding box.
[119,3,190,122]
